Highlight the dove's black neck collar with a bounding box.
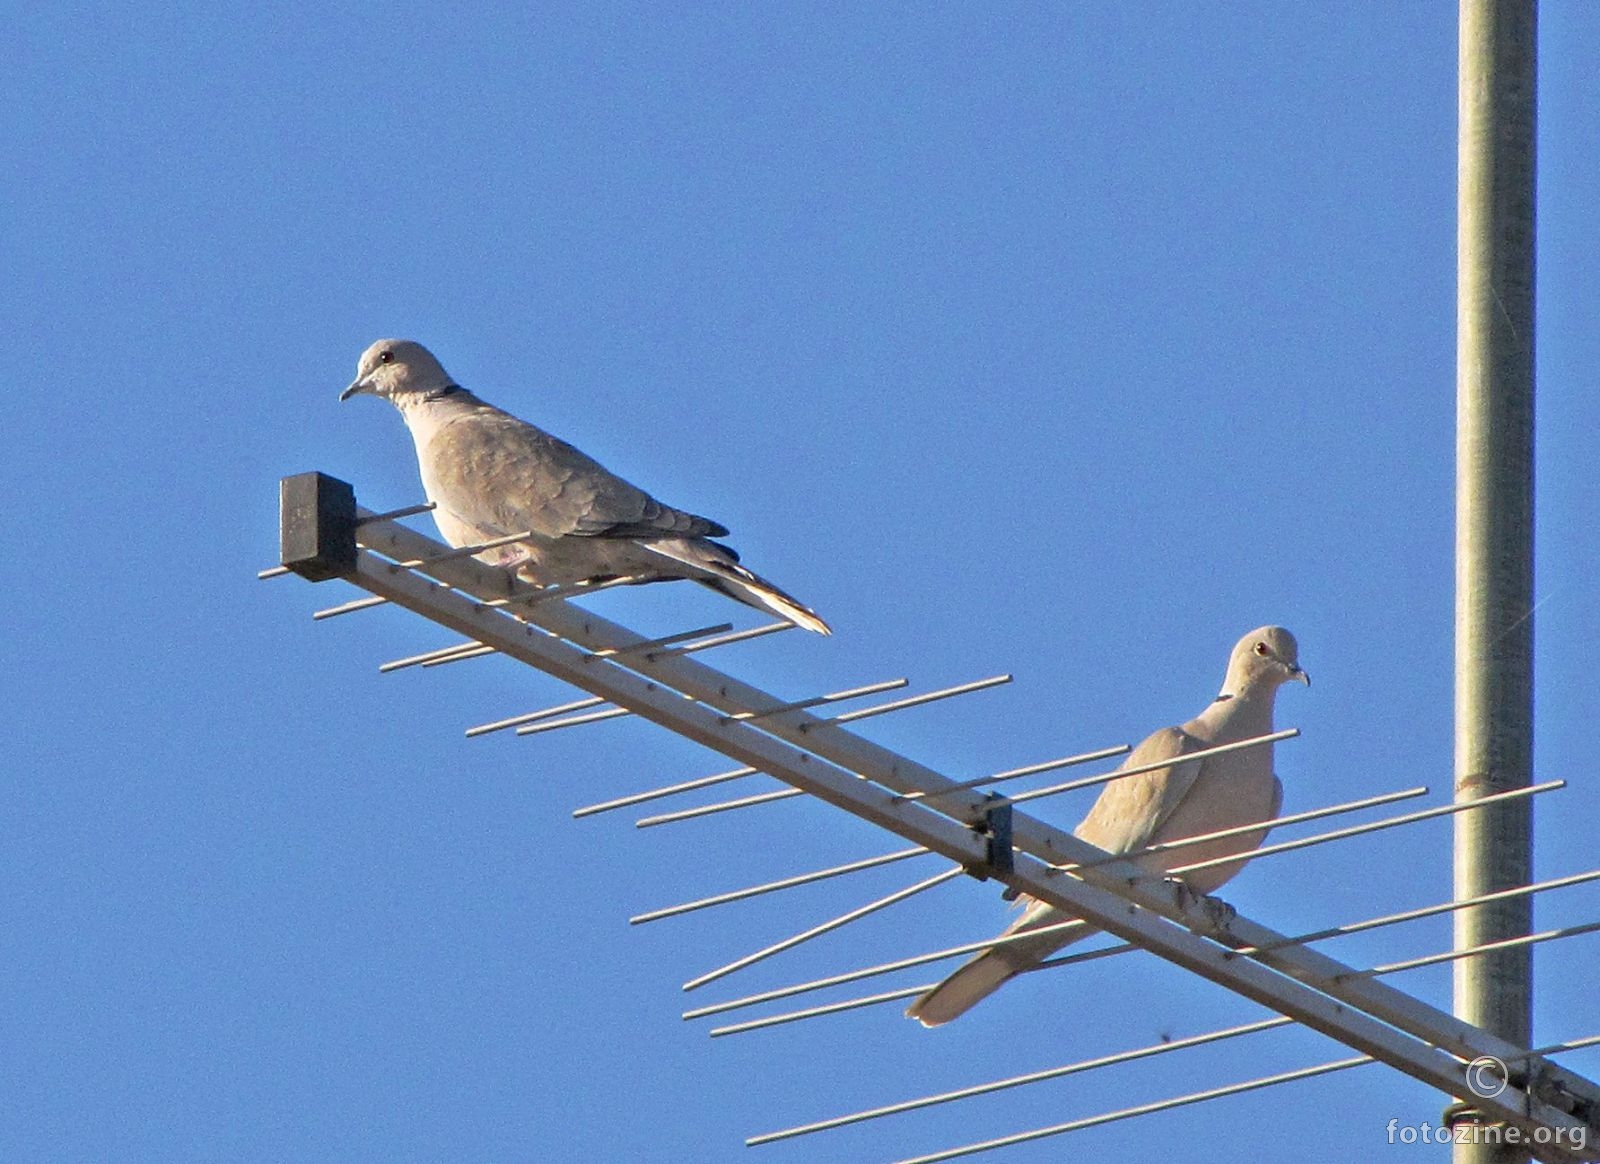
[1212,693,1235,704]
[422,384,465,403]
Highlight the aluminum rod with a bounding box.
[312,594,391,620]
[703,942,1134,1036]
[632,847,933,925]
[1232,867,1600,958]
[393,528,536,568]
[1164,781,1561,880]
[1456,4,1538,1161]
[466,696,608,738]
[749,1016,1296,1145]
[626,679,1017,825]
[683,919,1094,1020]
[896,744,1133,803]
[822,675,1012,726]
[257,565,291,579]
[572,765,759,817]
[327,511,1600,1135]
[353,500,436,525]
[515,706,633,736]
[588,622,732,659]
[696,732,1296,846]
[421,643,496,667]
[1361,919,1600,980]
[894,1056,1373,1164]
[712,984,934,1036]
[723,678,909,723]
[897,1031,1600,1164]
[636,785,802,828]
[1060,785,1432,874]
[643,620,792,658]
[682,866,965,992]
[1008,729,1299,806]
[478,574,640,609]
[1506,1034,1600,1062]
[379,639,487,672]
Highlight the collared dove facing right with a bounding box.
[907,626,1308,1027]
[341,339,829,633]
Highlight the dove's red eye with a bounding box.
[379,350,394,363]
[1254,642,1268,656]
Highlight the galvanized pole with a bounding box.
[1451,2,1536,1162]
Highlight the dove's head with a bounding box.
[1224,626,1309,693]
[341,339,455,404]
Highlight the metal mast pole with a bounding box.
[1452,2,1536,1161]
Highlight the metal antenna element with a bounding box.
[379,640,489,673]
[478,574,641,610]
[1007,729,1300,807]
[1162,780,1561,880]
[354,500,437,526]
[635,786,812,828]
[392,529,537,569]
[681,867,966,992]
[584,677,1011,822]
[587,622,733,659]
[894,1032,1600,1164]
[516,706,634,736]
[894,744,1132,803]
[573,764,759,817]
[706,942,1137,1038]
[1056,786,1431,874]
[749,1016,1296,1144]
[476,623,776,744]
[312,594,391,620]
[631,847,934,925]
[422,644,496,668]
[274,479,1600,1158]
[721,678,909,723]
[466,696,608,738]
[893,1057,1374,1164]
[639,621,793,658]
[1359,919,1600,980]
[1230,866,1600,958]
[823,675,1012,725]
[683,918,1093,1020]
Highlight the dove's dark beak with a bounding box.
[1289,665,1310,687]
[340,376,370,402]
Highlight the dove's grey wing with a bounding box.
[424,410,728,541]
[1073,726,1207,856]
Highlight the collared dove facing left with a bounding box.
[341,339,830,634]
[907,626,1308,1027]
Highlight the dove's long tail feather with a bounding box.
[640,539,831,635]
[907,917,1093,1027]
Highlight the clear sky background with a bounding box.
[4,5,1598,1162]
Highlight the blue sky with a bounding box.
[5,4,1598,1161]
